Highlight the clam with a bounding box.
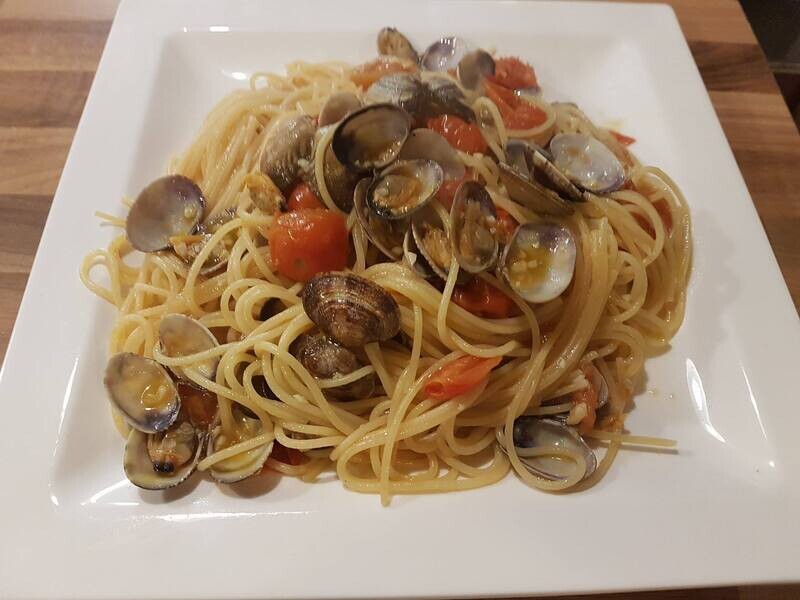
[259,297,286,321]
[398,128,465,181]
[531,148,584,202]
[312,126,360,212]
[290,330,375,400]
[365,74,429,124]
[158,314,219,380]
[123,420,205,490]
[541,364,609,414]
[367,159,443,220]
[260,113,316,193]
[456,49,495,91]
[426,76,476,123]
[450,181,499,273]
[411,204,467,282]
[170,208,237,276]
[377,27,419,63]
[549,133,625,193]
[421,36,470,72]
[244,172,285,214]
[331,103,411,172]
[508,416,597,481]
[208,408,273,484]
[402,228,435,279]
[126,175,205,253]
[104,352,180,434]
[353,178,406,260]
[318,92,361,127]
[498,162,574,217]
[302,272,401,348]
[501,222,576,303]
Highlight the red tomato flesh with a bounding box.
[452,278,520,319]
[287,183,323,211]
[424,355,502,401]
[426,115,488,154]
[489,57,538,90]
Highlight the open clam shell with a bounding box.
[456,49,495,90]
[123,421,206,490]
[450,181,499,274]
[318,92,361,127]
[126,175,205,253]
[208,409,273,484]
[501,222,577,304]
[158,314,219,381]
[421,36,470,72]
[104,353,180,434]
[353,178,406,261]
[398,128,465,181]
[507,416,597,481]
[331,103,412,172]
[549,133,626,194]
[377,27,419,63]
[498,162,574,217]
[367,159,443,220]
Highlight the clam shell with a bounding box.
[260,113,315,193]
[302,272,401,348]
[208,410,273,484]
[318,92,361,127]
[420,36,470,72]
[123,423,206,490]
[126,175,205,253]
[377,27,419,63]
[353,178,406,261]
[158,314,219,381]
[331,103,411,172]
[104,352,180,434]
[456,49,495,90]
[367,159,443,220]
[398,128,465,180]
[510,417,597,481]
[549,133,625,194]
[498,162,574,216]
[450,181,498,274]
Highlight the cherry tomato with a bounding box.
[424,355,502,401]
[494,206,518,245]
[484,80,548,130]
[609,130,636,146]
[350,57,416,89]
[489,57,538,90]
[426,115,488,154]
[266,209,348,282]
[452,278,520,319]
[287,182,323,211]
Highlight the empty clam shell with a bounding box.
[158,314,219,381]
[367,159,443,220]
[318,92,361,127]
[398,128,465,180]
[104,352,180,434]
[450,181,498,273]
[501,222,576,304]
[510,416,597,481]
[377,27,419,63]
[208,409,273,484]
[549,133,625,194]
[290,330,375,400]
[457,49,495,90]
[260,113,316,193]
[354,178,406,260]
[365,74,429,125]
[126,175,205,253]
[123,420,205,490]
[421,36,470,72]
[302,272,401,348]
[331,103,412,172]
[171,208,238,276]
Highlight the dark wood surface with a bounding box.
[0,1,798,597]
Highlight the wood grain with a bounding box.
[0,1,798,598]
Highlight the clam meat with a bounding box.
[123,419,205,490]
[450,181,498,273]
[367,159,443,220]
[331,103,411,172]
[353,178,406,260]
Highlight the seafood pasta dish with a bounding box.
[81,28,691,504]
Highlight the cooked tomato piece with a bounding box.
[452,278,520,319]
[484,80,548,130]
[609,130,636,146]
[266,209,348,282]
[489,56,538,90]
[350,57,416,89]
[287,183,323,211]
[494,206,518,245]
[426,115,488,154]
[424,355,502,401]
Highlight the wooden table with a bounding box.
[0,0,798,598]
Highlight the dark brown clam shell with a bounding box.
[301,272,400,348]
[260,113,315,193]
[377,27,419,63]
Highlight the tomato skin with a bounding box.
[490,57,538,90]
[266,209,349,282]
[287,183,323,211]
[452,278,520,319]
[484,80,547,130]
[350,57,416,89]
[424,355,502,401]
[426,115,488,154]
[609,130,636,146]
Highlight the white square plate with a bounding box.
[1,1,799,598]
